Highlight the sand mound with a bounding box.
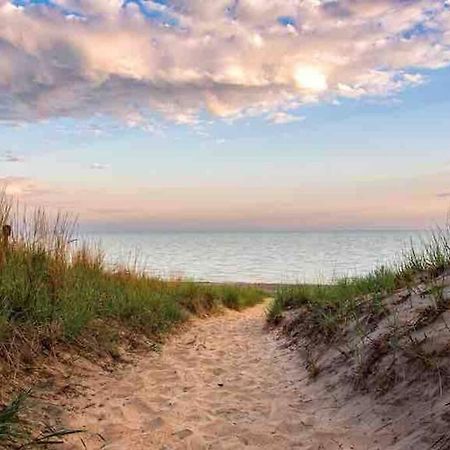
[279,273,450,450]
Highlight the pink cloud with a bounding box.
[0,0,447,125]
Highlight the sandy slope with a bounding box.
[59,305,397,450]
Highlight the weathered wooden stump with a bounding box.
[1,224,11,247]
[0,224,11,266]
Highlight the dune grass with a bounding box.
[267,225,450,339]
[0,194,263,342]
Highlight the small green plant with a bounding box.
[266,297,284,323]
[0,390,84,448]
[304,345,320,379]
[0,391,29,444]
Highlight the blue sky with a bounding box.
[1,0,450,230]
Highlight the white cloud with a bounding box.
[0,0,448,124]
[89,163,109,170]
[268,112,305,125]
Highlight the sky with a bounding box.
[1,0,450,231]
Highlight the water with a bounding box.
[87,230,424,284]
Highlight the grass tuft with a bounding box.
[0,391,28,443]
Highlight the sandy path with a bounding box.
[61,305,374,450]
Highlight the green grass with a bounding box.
[268,225,450,340]
[0,191,264,357]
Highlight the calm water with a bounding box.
[87,230,424,284]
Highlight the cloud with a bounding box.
[1,151,24,162]
[0,0,448,125]
[268,111,305,125]
[436,192,450,198]
[89,163,109,170]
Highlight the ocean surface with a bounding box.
[87,230,425,284]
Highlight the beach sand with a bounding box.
[57,304,393,450]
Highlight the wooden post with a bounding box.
[1,224,11,248]
[0,224,11,267]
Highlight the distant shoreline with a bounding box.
[83,228,425,235]
[196,281,331,293]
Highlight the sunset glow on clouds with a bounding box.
[0,0,449,124]
[0,0,450,230]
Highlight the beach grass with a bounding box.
[0,192,265,444]
[0,194,264,345]
[267,225,450,339]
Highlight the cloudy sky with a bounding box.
[1,0,450,230]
